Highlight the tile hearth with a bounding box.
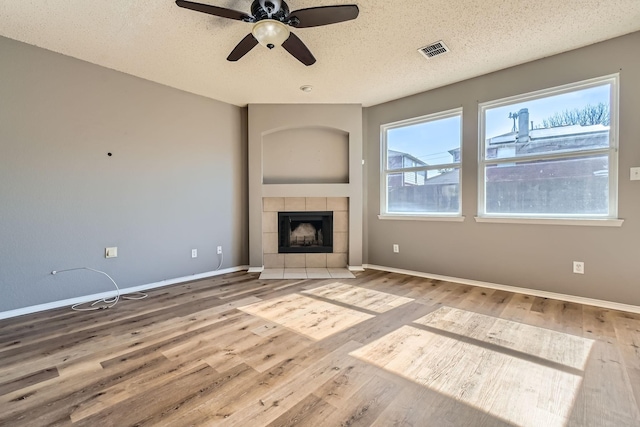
[259,268,355,280]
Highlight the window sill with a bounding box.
[474,217,624,227]
[378,215,465,222]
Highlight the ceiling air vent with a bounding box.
[418,41,449,59]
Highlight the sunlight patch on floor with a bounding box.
[350,312,593,427]
[303,282,414,313]
[239,293,374,340]
[414,306,594,370]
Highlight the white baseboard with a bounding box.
[348,265,365,272]
[364,264,640,315]
[6,264,637,320]
[247,266,264,273]
[0,266,249,320]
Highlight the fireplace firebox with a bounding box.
[278,211,333,253]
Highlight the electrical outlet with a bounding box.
[217,246,223,255]
[105,247,117,258]
[192,249,197,258]
[631,167,640,181]
[393,244,399,253]
[573,261,584,274]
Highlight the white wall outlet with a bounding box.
[631,167,640,181]
[217,246,223,255]
[192,249,198,258]
[393,244,399,253]
[573,261,584,274]
[105,247,117,258]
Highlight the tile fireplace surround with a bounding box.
[263,197,349,268]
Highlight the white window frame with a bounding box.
[477,74,620,222]
[380,108,463,219]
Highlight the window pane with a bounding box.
[484,84,611,160]
[485,155,609,215]
[388,168,460,214]
[388,115,461,169]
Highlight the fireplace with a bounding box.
[278,211,333,253]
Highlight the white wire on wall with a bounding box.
[51,267,147,312]
[216,252,224,271]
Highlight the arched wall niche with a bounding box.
[262,126,349,184]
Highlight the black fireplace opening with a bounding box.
[278,211,333,254]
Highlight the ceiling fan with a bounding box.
[175,0,359,66]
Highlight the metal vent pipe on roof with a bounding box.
[518,108,530,143]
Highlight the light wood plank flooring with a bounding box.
[1,270,639,426]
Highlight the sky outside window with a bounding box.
[386,85,609,168]
[485,84,610,139]
[387,115,461,167]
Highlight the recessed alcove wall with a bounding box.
[248,104,363,270]
[262,127,349,184]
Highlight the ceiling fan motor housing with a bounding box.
[251,0,290,22]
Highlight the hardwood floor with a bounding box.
[1,270,639,426]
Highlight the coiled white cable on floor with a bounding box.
[51,267,147,311]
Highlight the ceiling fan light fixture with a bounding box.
[252,19,290,49]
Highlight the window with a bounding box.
[381,108,462,217]
[478,75,618,220]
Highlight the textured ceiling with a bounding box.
[1,1,640,107]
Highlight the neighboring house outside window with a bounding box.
[381,108,462,217]
[387,150,427,187]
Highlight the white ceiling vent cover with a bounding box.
[418,41,450,59]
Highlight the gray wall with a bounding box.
[0,36,248,313]
[364,31,640,306]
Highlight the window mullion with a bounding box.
[384,162,460,174]
[480,148,612,166]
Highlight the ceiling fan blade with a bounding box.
[282,33,316,66]
[227,33,259,61]
[175,0,252,21]
[288,5,359,28]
